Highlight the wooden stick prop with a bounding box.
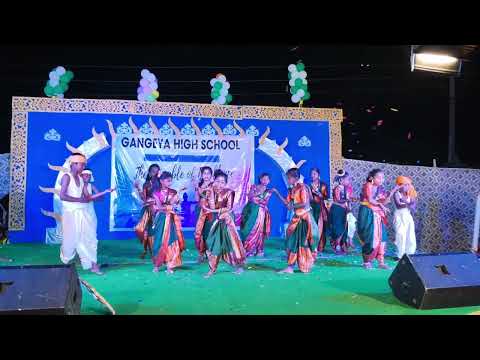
[79,278,116,315]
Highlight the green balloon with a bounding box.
[44,85,53,96]
[213,90,220,98]
[304,92,311,100]
[59,74,69,84]
[288,72,292,80]
[301,83,308,91]
[53,85,63,95]
[214,82,222,90]
[210,92,217,99]
[290,87,296,95]
[296,63,305,72]
[226,94,233,103]
[294,78,303,87]
[65,70,74,81]
[147,94,155,102]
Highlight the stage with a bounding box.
[1,239,477,315]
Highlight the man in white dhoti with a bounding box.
[59,153,110,275]
[392,176,418,261]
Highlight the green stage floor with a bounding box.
[1,239,478,315]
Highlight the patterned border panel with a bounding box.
[9,111,28,230]
[241,105,343,122]
[329,121,343,190]
[9,97,343,230]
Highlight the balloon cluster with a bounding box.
[288,62,310,104]
[44,66,74,98]
[137,69,159,102]
[210,74,232,105]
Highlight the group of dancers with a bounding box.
[132,163,418,276]
[56,152,418,277]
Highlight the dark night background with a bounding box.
[1,44,479,168]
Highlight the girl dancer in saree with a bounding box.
[151,171,185,274]
[240,173,274,257]
[357,169,399,269]
[273,168,320,274]
[309,168,329,253]
[193,166,214,263]
[203,169,246,278]
[392,176,417,261]
[134,164,161,259]
[327,170,357,254]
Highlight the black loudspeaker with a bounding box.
[389,252,480,309]
[0,264,82,315]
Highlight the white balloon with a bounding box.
[217,75,226,82]
[210,78,217,87]
[288,64,296,72]
[220,89,228,97]
[49,79,59,87]
[138,93,146,102]
[217,96,226,104]
[302,79,308,85]
[141,69,150,78]
[55,66,66,76]
[297,89,305,97]
[148,73,156,82]
[289,79,295,87]
[49,71,59,81]
[224,82,230,90]
[211,99,218,105]
[150,82,158,90]
[56,93,64,99]
[291,71,300,80]
[299,71,307,79]
[291,95,300,103]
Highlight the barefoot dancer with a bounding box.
[273,168,320,274]
[134,164,161,259]
[203,169,246,278]
[80,169,115,274]
[240,173,274,257]
[327,170,358,254]
[392,176,418,261]
[308,168,329,253]
[193,166,214,263]
[59,153,102,275]
[151,171,185,274]
[357,169,399,270]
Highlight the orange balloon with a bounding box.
[216,73,224,78]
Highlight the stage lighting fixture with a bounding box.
[410,45,462,76]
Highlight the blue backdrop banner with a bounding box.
[8,98,341,243]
